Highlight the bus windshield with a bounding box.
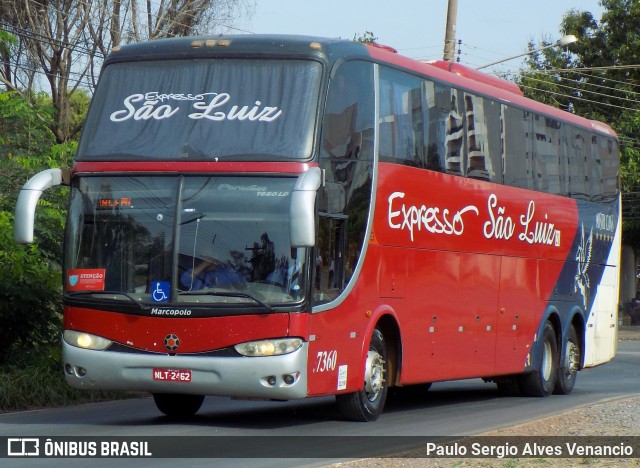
[65,176,306,307]
[77,59,323,161]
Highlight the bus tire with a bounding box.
[554,325,580,395]
[152,393,204,417]
[520,321,558,397]
[336,327,388,422]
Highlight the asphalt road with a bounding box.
[1,339,639,466]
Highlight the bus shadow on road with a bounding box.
[146,380,505,429]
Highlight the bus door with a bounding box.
[315,213,347,301]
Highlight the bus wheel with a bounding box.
[336,327,388,422]
[554,325,580,395]
[152,393,204,417]
[520,321,558,397]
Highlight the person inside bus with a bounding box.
[248,232,276,281]
[180,252,245,291]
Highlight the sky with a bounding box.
[236,0,605,74]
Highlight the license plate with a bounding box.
[152,368,192,383]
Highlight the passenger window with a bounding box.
[464,94,501,182]
[567,127,589,200]
[590,135,604,201]
[532,116,562,195]
[378,67,425,167]
[445,89,465,175]
[321,61,374,162]
[502,106,532,190]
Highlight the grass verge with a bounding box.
[0,354,137,413]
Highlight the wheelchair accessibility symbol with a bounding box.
[151,281,170,302]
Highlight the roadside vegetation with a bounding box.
[0,91,133,412]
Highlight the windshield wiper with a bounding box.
[66,291,150,311]
[178,290,273,312]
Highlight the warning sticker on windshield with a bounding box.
[67,269,106,291]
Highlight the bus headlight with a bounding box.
[235,338,303,357]
[64,330,112,350]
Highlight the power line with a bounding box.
[524,69,640,96]
[1,22,105,60]
[521,75,640,107]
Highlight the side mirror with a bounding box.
[14,168,67,244]
[289,167,322,247]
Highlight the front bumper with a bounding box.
[63,340,308,400]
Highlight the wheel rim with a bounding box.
[564,340,580,378]
[541,339,553,381]
[364,349,385,402]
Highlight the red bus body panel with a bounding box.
[64,307,293,354]
[306,163,579,396]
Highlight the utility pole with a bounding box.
[443,0,459,61]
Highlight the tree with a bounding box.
[1,0,253,142]
[0,30,17,89]
[353,31,377,44]
[0,91,73,362]
[516,1,640,240]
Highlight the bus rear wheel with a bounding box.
[152,393,204,417]
[336,327,388,422]
[520,321,558,397]
[554,325,580,395]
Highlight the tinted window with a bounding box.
[445,89,465,175]
[318,61,374,304]
[426,81,448,172]
[465,94,501,181]
[502,106,532,190]
[78,59,322,161]
[321,61,374,162]
[532,115,562,195]
[378,67,425,166]
[567,126,590,200]
[599,137,619,201]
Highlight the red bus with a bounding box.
[15,35,620,422]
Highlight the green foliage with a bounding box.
[0,210,63,359]
[517,2,640,245]
[0,348,133,412]
[68,90,91,131]
[0,91,72,365]
[353,31,378,44]
[0,91,55,157]
[0,31,17,57]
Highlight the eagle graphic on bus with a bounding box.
[574,223,593,310]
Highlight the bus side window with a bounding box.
[425,81,446,172]
[484,98,503,184]
[464,93,500,182]
[601,138,619,201]
[321,61,374,162]
[590,135,604,201]
[319,60,374,306]
[378,67,425,168]
[502,105,532,190]
[445,89,465,176]
[532,116,562,195]
[567,126,589,200]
